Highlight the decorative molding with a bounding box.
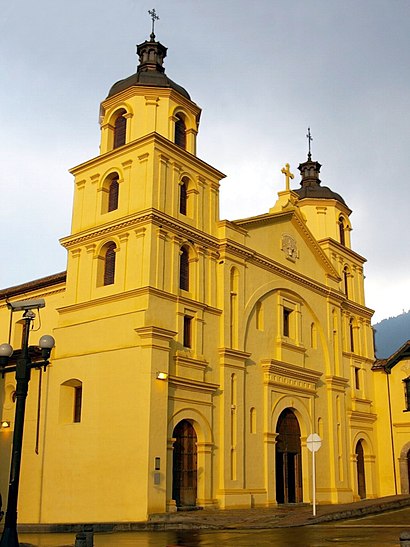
[168,375,219,394]
[281,233,299,262]
[261,359,322,392]
[347,410,377,424]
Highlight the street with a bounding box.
[18,507,410,546]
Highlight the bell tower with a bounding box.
[61,27,224,306]
[53,23,224,521]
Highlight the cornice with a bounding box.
[57,284,221,318]
[341,300,374,320]
[261,359,322,386]
[69,132,225,181]
[218,347,252,360]
[168,375,219,394]
[219,239,339,300]
[60,209,220,250]
[320,237,367,264]
[135,325,177,341]
[325,375,349,391]
[347,410,377,424]
[100,86,201,116]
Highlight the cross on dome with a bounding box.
[306,127,313,160]
[148,8,159,40]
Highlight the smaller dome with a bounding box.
[294,157,347,206]
[107,36,190,100]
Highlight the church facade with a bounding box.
[0,31,408,524]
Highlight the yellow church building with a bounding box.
[0,29,409,525]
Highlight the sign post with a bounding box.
[307,433,322,517]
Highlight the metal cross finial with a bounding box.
[148,8,159,39]
[306,127,313,160]
[281,163,294,191]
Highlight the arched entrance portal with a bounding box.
[172,420,197,508]
[275,409,303,504]
[356,440,366,499]
[408,449,410,492]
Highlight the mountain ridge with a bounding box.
[373,310,410,359]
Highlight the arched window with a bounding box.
[175,114,186,149]
[356,440,366,499]
[250,407,256,434]
[338,215,346,246]
[59,379,83,424]
[343,266,349,297]
[255,301,263,330]
[349,317,355,353]
[179,178,188,215]
[103,242,116,286]
[179,246,189,291]
[310,322,317,348]
[108,176,119,212]
[113,109,127,149]
[230,268,239,348]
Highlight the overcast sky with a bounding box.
[1,0,409,323]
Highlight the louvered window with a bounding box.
[343,266,349,297]
[180,179,187,215]
[339,216,346,246]
[349,318,355,352]
[113,111,127,149]
[104,243,116,286]
[179,247,189,291]
[175,115,186,149]
[108,178,119,212]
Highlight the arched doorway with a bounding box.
[356,440,366,499]
[172,420,197,508]
[275,409,303,503]
[407,449,410,492]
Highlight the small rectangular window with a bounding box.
[404,378,410,412]
[183,316,192,348]
[283,308,292,337]
[354,367,360,390]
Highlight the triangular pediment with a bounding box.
[233,208,340,282]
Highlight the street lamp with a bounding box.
[0,299,55,547]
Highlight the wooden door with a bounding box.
[356,440,366,499]
[275,409,303,504]
[172,420,197,508]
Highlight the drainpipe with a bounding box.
[386,370,398,494]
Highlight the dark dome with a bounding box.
[107,36,190,100]
[295,157,347,206]
[108,71,190,100]
[294,184,346,205]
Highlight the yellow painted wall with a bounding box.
[0,35,401,525]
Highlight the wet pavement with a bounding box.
[11,495,410,546]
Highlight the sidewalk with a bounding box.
[145,494,410,530]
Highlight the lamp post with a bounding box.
[0,300,55,547]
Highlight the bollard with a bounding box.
[400,531,410,547]
[83,525,94,547]
[75,532,87,547]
